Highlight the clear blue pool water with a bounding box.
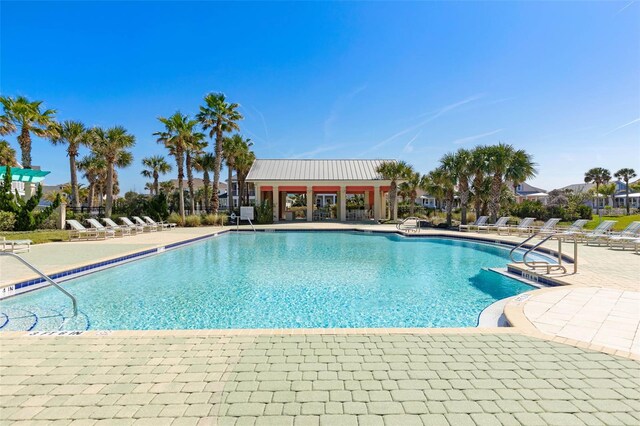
[0,232,541,331]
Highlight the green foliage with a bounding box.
[167,212,184,226]
[0,211,16,231]
[201,213,227,226]
[146,193,169,221]
[113,191,169,221]
[510,200,547,220]
[0,166,60,231]
[255,201,273,224]
[183,215,201,227]
[511,199,592,222]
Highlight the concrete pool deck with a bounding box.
[1,223,639,424]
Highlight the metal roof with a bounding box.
[246,159,395,181]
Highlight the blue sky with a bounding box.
[1,1,639,192]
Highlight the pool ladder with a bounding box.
[508,231,576,275]
[0,252,78,317]
[396,217,421,233]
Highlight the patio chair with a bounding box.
[532,218,562,237]
[119,217,146,233]
[66,219,108,240]
[583,220,617,246]
[133,216,161,232]
[477,216,510,233]
[0,236,32,253]
[555,219,589,241]
[497,217,535,235]
[459,216,488,232]
[100,218,132,237]
[607,221,640,250]
[142,215,177,230]
[85,218,117,238]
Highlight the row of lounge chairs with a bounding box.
[67,216,176,240]
[459,216,640,251]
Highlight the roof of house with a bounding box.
[515,182,547,196]
[246,159,394,181]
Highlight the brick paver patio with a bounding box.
[1,332,639,425]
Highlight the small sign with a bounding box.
[230,213,237,221]
[240,206,254,220]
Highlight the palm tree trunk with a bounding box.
[18,127,32,168]
[177,150,185,221]
[238,175,246,210]
[153,171,159,196]
[459,177,469,225]
[595,183,600,216]
[105,162,114,217]
[203,171,210,212]
[228,161,234,213]
[390,182,397,221]
[473,175,483,216]
[211,125,223,213]
[625,180,630,215]
[87,183,95,210]
[69,154,80,210]
[186,152,195,214]
[446,190,453,227]
[488,174,502,222]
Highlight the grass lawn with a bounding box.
[0,230,70,244]
[584,214,640,231]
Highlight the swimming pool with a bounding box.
[0,231,542,331]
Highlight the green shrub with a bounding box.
[0,211,16,231]
[183,215,201,227]
[201,214,217,226]
[575,205,592,220]
[36,211,59,230]
[255,201,273,224]
[146,193,169,221]
[217,213,228,226]
[168,212,184,226]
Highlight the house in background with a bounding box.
[0,166,50,199]
[223,175,255,208]
[515,182,548,204]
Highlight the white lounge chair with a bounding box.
[477,216,510,233]
[584,220,617,246]
[86,218,117,238]
[607,221,640,250]
[119,217,146,233]
[142,215,177,230]
[533,218,562,237]
[498,217,535,235]
[132,216,160,232]
[0,236,32,253]
[66,219,108,240]
[103,217,136,236]
[555,219,589,241]
[459,216,488,232]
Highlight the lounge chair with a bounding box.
[497,217,535,235]
[607,221,640,250]
[103,217,136,235]
[66,219,108,240]
[0,236,32,253]
[477,216,510,233]
[142,215,177,230]
[583,220,617,246]
[132,216,160,232]
[459,216,488,232]
[120,217,146,233]
[85,218,117,238]
[554,219,589,241]
[533,218,562,237]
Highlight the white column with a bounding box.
[373,186,381,221]
[254,184,261,205]
[273,186,279,222]
[339,186,347,222]
[306,187,313,222]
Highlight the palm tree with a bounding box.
[222,134,253,213]
[584,167,611,216]
[50,121,89,209]
[154,112,201,221]
[614,168,637,215]
[432,158,458,227]
[141,155,172,196]
[0,96,57,168]
[484,143,516,222]
[398,171,421,216]
[469,146,489,217]
[419,169,448,217]
[144,182,154,195]
[376,160,412,221]
[185,135,207,214]
[597,183,616,208]
[197,93,243,213]
[0,140,18,166]
[234,148,256,207]
[159,180,175,195]
[88,126,135,216]
[78,154,107,210]
[193,153,216,212]
[506,148,538,193]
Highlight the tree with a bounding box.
[469,146,489,217]
[197,93,243,213]
[159,180,175,195]
[234,148,256,207]
[597,183,616,207]
[398,171,421,216]
[154,112,201,221]
[614,168,637,215]
[584,167,611,216]
[0,96,57,168]
[484,143,516,222]
[223,134,253,213]
[429,164,456,226]
[88,126,135,217]
[0,139,18,166]
[185,134,207,214]
[141,155,172,196]
[50,120,89,209]
[77,154,107,210]
[376,160,412,221]
[506,149,538,193]
[193,153,216,212]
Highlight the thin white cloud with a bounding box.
[603,117,640,135]
[250,105,269,141]
[324,85,367,140]
[615,1,635,16]
[370,93,485,151]
[452,128,503,145]
[402,131,422,153]
[290,145,341,159]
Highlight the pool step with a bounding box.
[0,306,89,332]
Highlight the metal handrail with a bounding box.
[508,233,539,263]
[522,234,567,274]
[397,217,421,232]
[1,252,78,316]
